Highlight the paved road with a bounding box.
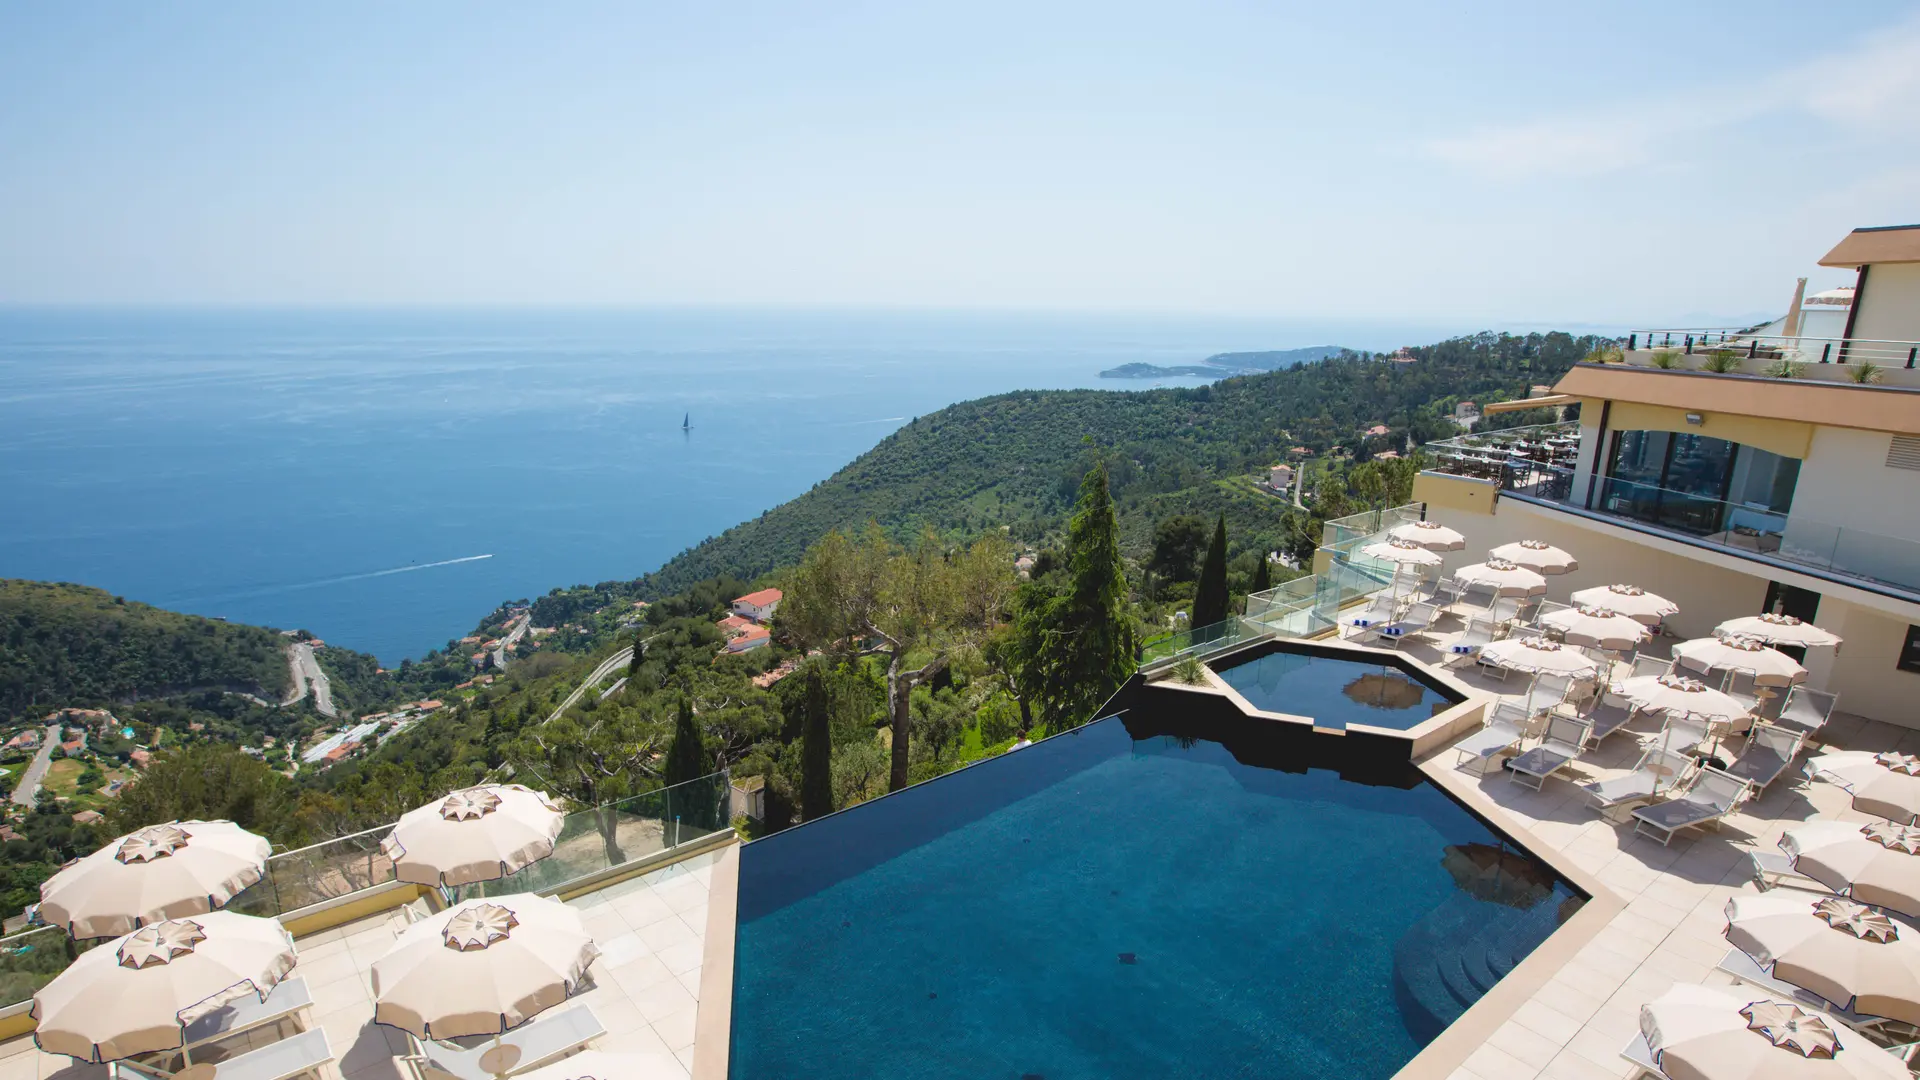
[9,725,60,807]
[286,642,338,719]
[493,614,532,668]
[545,646,636,725]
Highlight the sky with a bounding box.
[2,2,1917,324]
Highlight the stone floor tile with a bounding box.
[1461,1042,1538,1080]
[1490,1018,1564,1069]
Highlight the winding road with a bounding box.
[544,645,636,725]
[284,642,338,719]
[8,725,60,807]
[494,614,532,668]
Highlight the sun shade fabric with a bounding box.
[1488,540,1577,574]
[1570,584,1678,625]
[1452,560,1548,596]
[1725,894,1920,1028]
[1716,614,1843,649]
[1541,606,1649,650]
[1640,983,1906,1080]
[31,911,295,1063]
[1783,821,1920,919]
[380,784,565,888]
[370,893,599,1039]
[1479,637,1601,677]
[39,820,272,939]
[1387,520,1465,551]
[1674,636,1808,687]
[1809,752,1920,825]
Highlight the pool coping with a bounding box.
[1390,755,1625,1080]
[691,842,740,1080]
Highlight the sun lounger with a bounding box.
[1619,1032,1660,1079]
[1362,601,1439,650]
[1583,747,1696,818]
[1748,849,1833,894]
[1720,723,1804,792]
[1774,685,1838,738]
[1447,615,1497,665]
[1452,704,1534,775]
[1344,593,1399,637]
[1626,654,1672,682]
[1581,692,1638,747]
[1716,947,1896,1034]
[403,1004,605,1080]
[1507,713,1593,791]
[179,977,314,1049]
[116,1028,335,1080]
[1632,768,1751,845]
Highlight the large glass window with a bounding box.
[1600,430,1800,540]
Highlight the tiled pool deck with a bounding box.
[0,850,721,1080]
[1391,629,1909,1080]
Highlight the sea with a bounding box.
[0,307,1476,663]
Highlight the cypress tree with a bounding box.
[1033,462,1137,729]
[1252,551,1272,594]
[798,665,833,821]
[663,697,706,788]
[1191,514,1230,628]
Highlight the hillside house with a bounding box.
[731,588,783,624]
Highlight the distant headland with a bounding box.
[1099,345,1349,379]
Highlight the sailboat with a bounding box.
[682,412,691,431]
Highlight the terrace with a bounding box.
[1620,329,1920,387]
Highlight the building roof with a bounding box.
[1554,363,1920,436]
[734,588,783,607]
[1819,224,1920,267]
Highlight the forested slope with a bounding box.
[640,331,1600,597]
[0,580,293,720]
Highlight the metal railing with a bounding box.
[1627,330,1920,370]
[0,769,734,1010]
[1422,421,1582,501]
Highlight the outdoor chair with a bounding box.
[1580,691,1639,747]
[1344,593,1399,638]
[1719,722,1804,793]
[1656,713,1715,756]
[1527,672,1596,715]
[402,1004,605,1080]
[1361,601,1439,650]
[116,1028,335,1080]
[1631,767,1751,845]
[1507,712,1592,790]
[1583,747,1696,819]
[1510,596,1543,625]
[1627,654,1672,681]
[1715,947,1897,1035]
[1453,582,1498,616]
[1531,600,1572,627]
[1451,703,1535,775]
[1774,685,1839,738]
[1488,595,1523,625]
[1447,615,1497,666]
[1749,847,1832,895]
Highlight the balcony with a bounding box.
[1619,328,1920,388]
[1423,422,1920,604]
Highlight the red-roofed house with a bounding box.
[731,589,783,624]
[129,748,152,769]
[724,625,772,653]
[1364,424,1390,437]
[717,614,756,636]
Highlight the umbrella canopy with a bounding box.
[1725,894,1920,1027]
[1641,983,1906,1080]
[1357,538,1443,567]
[1479,637,1601,677]
[32,911,296,1063]
[39,820,272,939]
[381,784,565,889]
[371,893,599,1039]
[1718,614,1844,649]
[1616,673,1752,720]
[1807,752,1920,825]
[1342,672,1430,711]
[1782,821,1920,919]
[1674,636,1807,687]
[1388,520,1466,551]
[1488,539,1578,575]
[515,1051,685,1080]
[1453,559,1548,597]
[1439,843,1557,909]
[1542,606,1650,651]
[1571,584,1678,626]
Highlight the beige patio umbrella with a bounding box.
[1541,606,1650,651]
[1641,983,1907,1080]
[1343,671,1430,710]
[33,911,296,1063]
[1674,635,1807,688]
[371,893,599,1040]
[1488,539,1578,575]
[1388,519,1465,551]
[1782,821,1920,919]
[1807,752,1920,825]
[1440,843,1557,909]
[381,784,565,889]
[1571,584,1678,626]
[1358,538,1444,568]
[1479,637,1600,677]
[515,1050,685,1080]
[1616,673,1752,720]
[39,820,272,939]
[1718,614,1844,650]
[1725,894,1920,1026]
[1453,558,1547,597]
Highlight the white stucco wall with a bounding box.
[1801,598,1920,728]
[1788,427,1920,582]
[1852,262,1920,345]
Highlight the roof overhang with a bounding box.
[1482,395,1575,414]
[1552,363,1920,436]
[1819,225,1920,268]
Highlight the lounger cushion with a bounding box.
[1632,799,1720,832]
[1510,746,1575,779]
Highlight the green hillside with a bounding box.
[0,580,294,721]
[640,331,1600,597]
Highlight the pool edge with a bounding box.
[691,843,740,1080]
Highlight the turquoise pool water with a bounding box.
[731,714,1580,1079]
[1215,648,1453,730]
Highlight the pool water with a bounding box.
[731,715,1581,1080]
[1215,649,1452,730]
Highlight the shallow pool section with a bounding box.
[731,715,1582,1080]
[1214,647,1454,730]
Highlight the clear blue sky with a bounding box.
[2,2,1916,323]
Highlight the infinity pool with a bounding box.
[730,714,1581,1079]
[1214,647,1455,730]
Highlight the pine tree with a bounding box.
[1252,550,1272,594]
[797,665,833,821]
[1191,514,1230,628]
[626,631,646,677]
[1032,462,1137,729]
[663,697,706,788]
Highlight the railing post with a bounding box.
[1908,347,1916,370]
[1821,343,1832,364]
[1684,335,1693,355]
[1747,339,1757,358]
[1627,333,1637,351]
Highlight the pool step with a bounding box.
[1392,894,1570,1043]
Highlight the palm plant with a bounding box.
[1702,350,1743,374]
[1170,655,1208,685]
[1764,358,1808,379]
[1847,361,1885,385]
[1648,350,1681,369]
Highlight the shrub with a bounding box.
[1847,362,1885,385]
[1702,350,1743,374]
[1170,656,1208,685]
[1648,350,1681,369]
[1764,359,1807,379]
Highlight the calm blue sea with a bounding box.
[0,308,1470,662]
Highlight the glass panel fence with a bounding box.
[474,772,733,897]
[0,926,90,1011]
